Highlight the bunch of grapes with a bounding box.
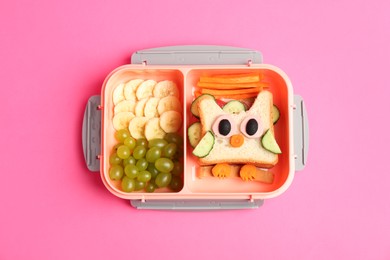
[109,129,184,193]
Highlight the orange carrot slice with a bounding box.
[199,73,261,84]
[211,163,231,178]
[230,134,244,147]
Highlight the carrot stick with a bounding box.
[200,87,262,96]
[194,91,259,100]
[199,73,261,84]
[212,93,259,99]
[197,81,267,89]
[239,165,274,183]
[204,72,259,79]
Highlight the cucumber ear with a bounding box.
[192,131,215,158]
[261,129,282,154]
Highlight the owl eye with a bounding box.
[212,115,238,138]
[218,119,231,136]
[240,115,263,138]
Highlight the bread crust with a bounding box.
[198,158,278,169]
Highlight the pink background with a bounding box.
[1,0,389,259]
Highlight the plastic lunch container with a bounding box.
[82,46,309,210]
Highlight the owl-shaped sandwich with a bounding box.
[193,90,280,180]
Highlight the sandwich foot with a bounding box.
[239,164,257,181]
[211,163,231,178]
[240,164,274,183]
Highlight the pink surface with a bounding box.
[1,0,389,259]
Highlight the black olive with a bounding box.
[246,119,258,136]
[218,119,231,136]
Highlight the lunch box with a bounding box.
[82,45,309,210]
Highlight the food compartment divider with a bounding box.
[132,46,265,209]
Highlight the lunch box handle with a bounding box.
[293,95,309,171]
[130,199,264,210]
[82,95,101,172]
[131,45,262,65]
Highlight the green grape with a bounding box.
[122,156,136,167]
[117,145,131,159]
[133,145,146,159]
[109,165,124,180]
[115,129,130,142]
[169,175,183,192]
[124,164,139,179]
[155,158,174,173]
[136,158,148,171]
[148,138,168,148]
[171,161,183,176]
[124,137,136,150]
[145,182,157,193]
[109,153,122,165]
[145,147,162,163]
[134,180,146,191]
[121,177,135,192]
[173,148,184,161]
[136,138,148,147]
[162,143,177,159]
[164,133,183,146]
[155,172,172,188]
[147,164,160,179]
[149,178,157,185]
[112,143,123,152]
[137,170,152,182]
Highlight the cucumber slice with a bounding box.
[261,129,281,154]
[192,131,215,158]
[222,100,246,114]
[190,94,215,118]
[272,105,280,124]
[187,122,202,148]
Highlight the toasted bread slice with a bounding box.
[197,90,278,168]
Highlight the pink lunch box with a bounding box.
[82,45,309,210]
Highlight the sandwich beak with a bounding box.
[230,134,244,148]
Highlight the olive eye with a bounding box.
[246,119,258,136]
[218,119,231,136]
[212,115,238,138]
[240,116,263,138]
